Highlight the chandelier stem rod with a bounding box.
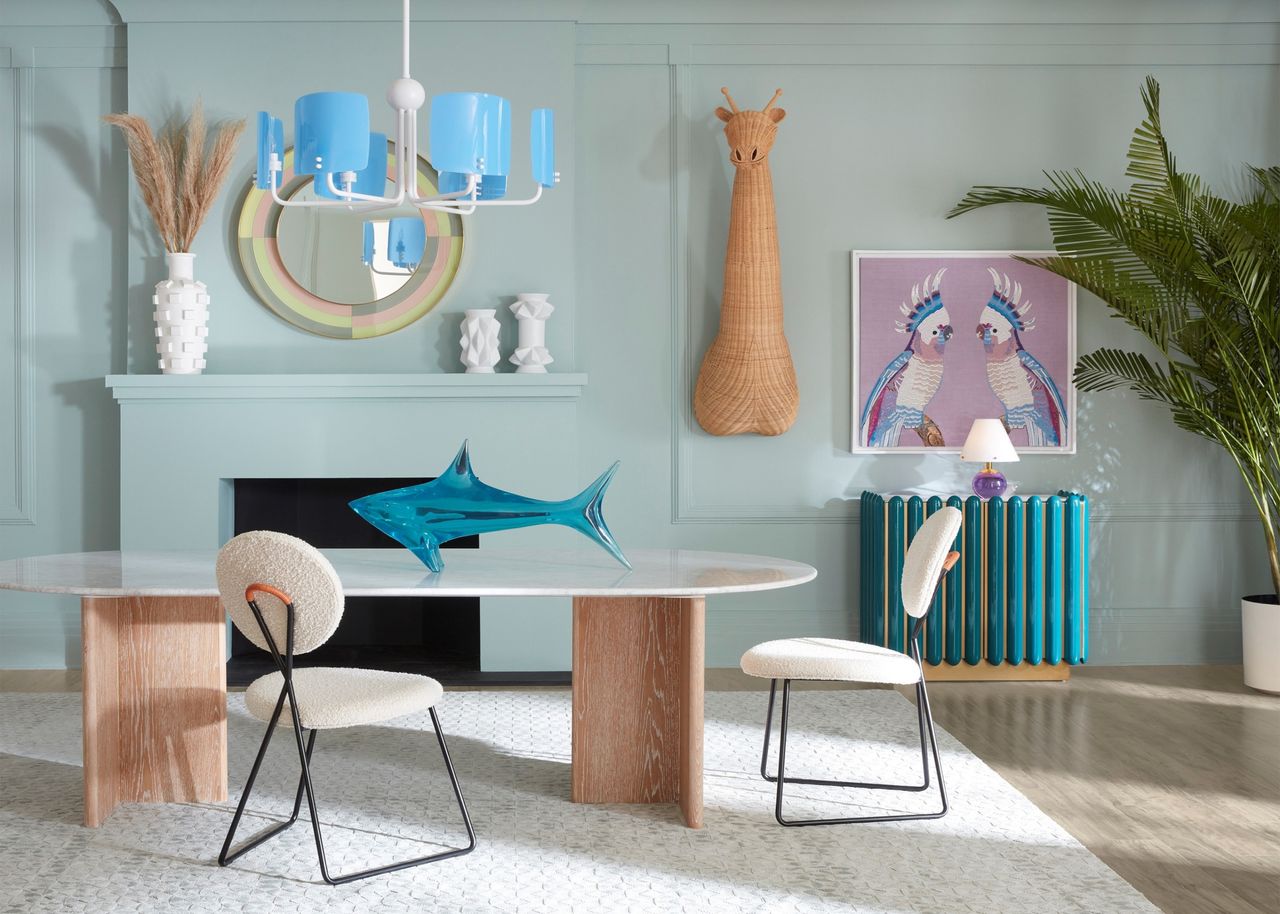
[401,0,411,79]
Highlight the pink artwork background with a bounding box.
[854,253,1074,452]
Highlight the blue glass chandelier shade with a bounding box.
[387,217,426,269]
[359,217,426,269]
[531,109,555,187]
[255,112,284,191]
[255,93,555,199]
[314,132,387,199]
[429,92,511,177]
[294,92,371,175]
[348,441,631,574]
[438,171,507,200]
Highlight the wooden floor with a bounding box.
[709,665,1280,914]
[3,665,1277,914]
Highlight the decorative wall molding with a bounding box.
[668,500,1257,526]
[0,27,125,68]
[106,373,589,402]
[105,0,1280,26]
[1,66,36,525]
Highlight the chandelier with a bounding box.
[254,0,558,214]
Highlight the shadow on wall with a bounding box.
[34,74,130,668]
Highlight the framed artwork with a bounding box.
[852,251,1076,454]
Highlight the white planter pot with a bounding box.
[1242,596,1280,694]
[459,309,500,373]
[508,292,555,373]
[153,252,209,375]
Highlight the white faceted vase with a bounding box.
[508,292,555,373]
[153,252,209,375]
[459,309,501,374]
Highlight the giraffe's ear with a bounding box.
[767,107,786,123]
[714,107,733,123]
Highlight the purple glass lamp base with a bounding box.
[971,467,1007,500]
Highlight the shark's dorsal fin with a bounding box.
[450,440,476,482]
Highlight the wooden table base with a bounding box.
[81,596,227,827]
[571,596,705,828]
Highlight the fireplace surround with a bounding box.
[108,372,588,674]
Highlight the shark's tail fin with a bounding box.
[564,462,632,570]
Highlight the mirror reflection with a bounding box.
[276,178,435,305]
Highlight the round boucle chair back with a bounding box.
[901,507,962,619]
[216,530,344,656]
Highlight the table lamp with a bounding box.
[960,418,1019,499]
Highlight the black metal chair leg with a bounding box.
[220,688,315,865]
[284,693,476,886]
[759,680,931,792]
[765,677,949,827]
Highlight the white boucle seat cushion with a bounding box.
[245,667,443,730]
[740,637,922,685]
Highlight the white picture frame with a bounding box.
[851,250,1077,454]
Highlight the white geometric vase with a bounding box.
[153,252,209,375]
[459,308,501,373]
[508,292,555,373]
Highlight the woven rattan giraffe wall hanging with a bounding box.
[693,87,798,437]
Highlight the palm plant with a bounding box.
[948,77,1280,598]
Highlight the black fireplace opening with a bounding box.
[228,477,482,687]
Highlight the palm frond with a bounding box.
[951,77,1280,594]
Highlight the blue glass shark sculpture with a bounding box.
[348,440,631,573]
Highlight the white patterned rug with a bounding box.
[0,689,1159,914]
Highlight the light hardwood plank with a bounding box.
[678,597,705,829]
[80,596,227,827]
[81,597,120,828]
[571,595,705,827]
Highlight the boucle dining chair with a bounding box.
[740,506,962,826]
[215,530,475,885]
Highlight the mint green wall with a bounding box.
[0,2,126,667]
[2,0,1277,669]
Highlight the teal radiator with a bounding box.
[859,491,1089,668]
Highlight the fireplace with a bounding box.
[109,372,586,676]
[228,477,487,686]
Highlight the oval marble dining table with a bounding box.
[0,547,816,829]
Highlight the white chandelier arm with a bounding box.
[419,184,544,213]
[323,172,407,205]
[268,168,402,209]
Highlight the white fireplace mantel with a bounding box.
[106,373,588,401]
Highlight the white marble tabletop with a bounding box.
[0,548,817,598]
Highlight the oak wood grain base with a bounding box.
[81,596,227,827]
[923,660,1072,682]
[571,596,705,828]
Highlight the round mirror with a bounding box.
[236,142,464,339]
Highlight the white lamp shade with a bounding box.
[959,418,1020,463]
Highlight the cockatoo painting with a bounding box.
[860,269,955,447]
[976,268,1067,447]
[853,251,1073,453]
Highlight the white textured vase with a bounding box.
[153,252,209,375]
[508,292,555,373]
[459,309,501,373]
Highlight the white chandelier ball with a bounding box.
[387,77,427,111]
